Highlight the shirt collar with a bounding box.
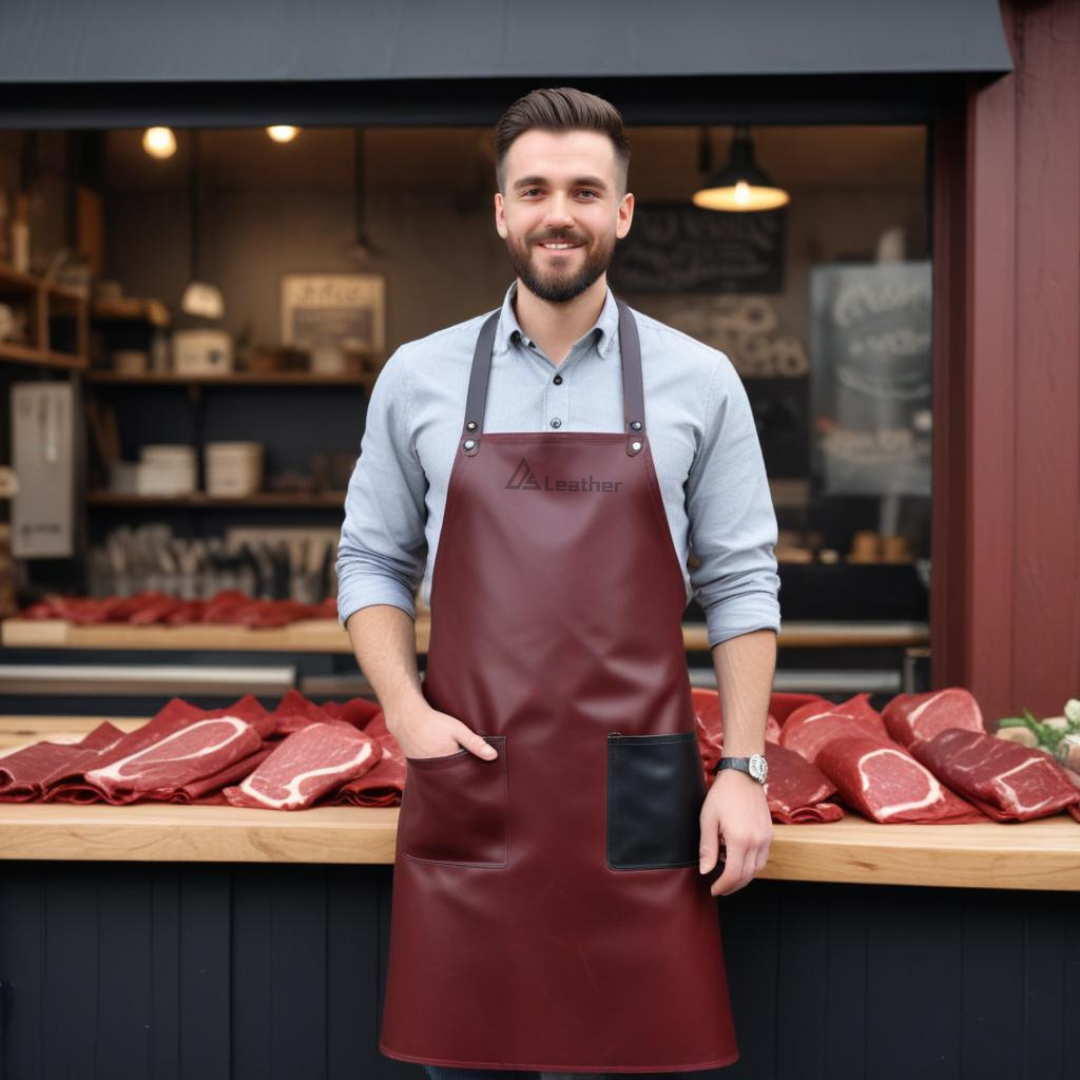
[493,279,620,360]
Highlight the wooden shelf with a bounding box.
[85,490,347,509]
[0,263,90,369]
[90,296,170,327]
[84,370,376,388]
[0,341,88,371]
[0,264,83,301]
[0,616,925,656]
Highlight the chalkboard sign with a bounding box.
[610,202,784,294]
[809,261,933,497]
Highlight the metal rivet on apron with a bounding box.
[466,421,478,431]
[631,440,642,452]
[550,418,562,428]
[630,421,642,430]
[463,439,476,451]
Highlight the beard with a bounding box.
[505,227,615,304]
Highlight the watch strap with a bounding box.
[713,756,752,776]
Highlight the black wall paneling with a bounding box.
[2,865,1077,1080]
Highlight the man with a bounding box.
[337,87,780,1078]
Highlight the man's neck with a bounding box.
[513,276,607,367]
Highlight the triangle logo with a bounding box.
[505,456,542,490]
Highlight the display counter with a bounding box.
[2,714,1075,890]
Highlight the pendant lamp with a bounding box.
[693,125,789,212]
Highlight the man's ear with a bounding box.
[494,192,507,238]
[616,192,635,240]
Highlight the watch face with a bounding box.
[749,754,768,783]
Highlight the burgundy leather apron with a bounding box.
[379,300,739,1073]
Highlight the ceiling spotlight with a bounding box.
[267,125,300,143]
[142,126,177,159]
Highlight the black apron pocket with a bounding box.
[606,731,706,870]
[399,735,508,867]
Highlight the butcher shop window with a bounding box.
[0,124,930,641]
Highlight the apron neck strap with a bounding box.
[461,296,646,458]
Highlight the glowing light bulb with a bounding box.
[142,127,177,159]
[267,125,299,143]
[734,181,751,207]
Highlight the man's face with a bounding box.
[495,130,633,304]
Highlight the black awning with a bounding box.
[0,0,1012,85]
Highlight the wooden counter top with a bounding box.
[1,716,1074,890]
[0,800,1074,889]
[1,616,929,653]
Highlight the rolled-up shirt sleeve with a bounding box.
[335,347,428,629]
[687,357,782,648]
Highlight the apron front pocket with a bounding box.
[399,735,508,867]
[606,731,706,870]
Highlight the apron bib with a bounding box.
[379,299,739,1073]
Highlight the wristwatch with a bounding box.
[713,753,768,784]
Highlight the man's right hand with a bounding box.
[387,703,499,762]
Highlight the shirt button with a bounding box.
[553,375,563,385]
[550,418,562,428]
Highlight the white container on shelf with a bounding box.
[172,329,234,376]
[205,441,263,497]
[138,444,198,495]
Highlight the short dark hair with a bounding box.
[493,87,631,196]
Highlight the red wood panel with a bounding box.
[945,0,1080,720]
[1010,0,1080,715]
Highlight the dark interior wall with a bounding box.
[100,127,927,357]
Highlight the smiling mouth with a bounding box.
[538,241,583,251]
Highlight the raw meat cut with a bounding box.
[882,688,985,748]
[329,729,408,807]
[222,722,379,810]
[84,716,263,803]
[324,696,384,731]
[172,746,275,803]
[42,695,270,802]
[152,694,275,739]
[910,728,1080,821]
[769,693,830,726]
[779,693,891,764]
[816,734,988,823]
[761,742,844,824]
[0,721,126,800]
[17,589,337,629]
[691,688,844,824]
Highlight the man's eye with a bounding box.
[578,190,600,198]
[522,188,542,196]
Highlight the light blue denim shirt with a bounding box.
[336,280,781,648]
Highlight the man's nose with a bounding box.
[543,194,575,227]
